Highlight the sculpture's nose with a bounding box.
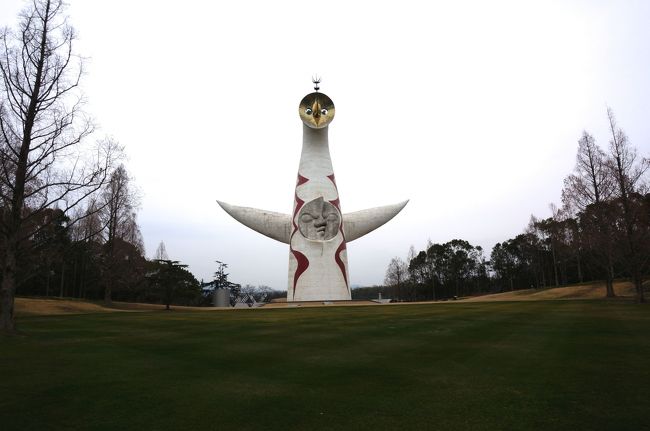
[312,101,321,125]
[314,216,326,228]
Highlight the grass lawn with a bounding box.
[1,301,649,430]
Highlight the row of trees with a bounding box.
[15,164,143,300]
[0,1,205,333]
[384,241,488,301]
[0,0,115,332]
[385,109,649,302]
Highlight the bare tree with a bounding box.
[69,198,102,242]
[606,108,649,302]
[562,130,617,297]
[153,240,169,261]
[120,210,144,254]
[0,0,118,333]
[407,245,416,264]
[562,131,615,212]
[384,257,407,301]
[98,164,141,303]
[101,166,137,244]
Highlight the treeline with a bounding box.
[1,166,206,307]
[0,1,209,333]
[384,109,650,302]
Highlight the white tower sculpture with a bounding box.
[218,81,408,301]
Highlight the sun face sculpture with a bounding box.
[298,197,341,241]
[299,92,335,129]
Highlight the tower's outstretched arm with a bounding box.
[217,201,292,244]
[343,200,409,242]
[217,199,408,244]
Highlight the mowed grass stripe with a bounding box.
[1,301,649,431]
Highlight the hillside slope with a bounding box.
[462,281,638,302]
[14,297,216,316]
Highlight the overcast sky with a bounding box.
[1,0,649,289]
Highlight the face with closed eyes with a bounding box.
[299,92,335,129]
[298,197,341,241]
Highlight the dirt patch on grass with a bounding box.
[108,302,209,311]
[462,281,637,302]
[14,298,226,316]
[15,297,124,316]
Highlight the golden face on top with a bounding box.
[299,92,335,129]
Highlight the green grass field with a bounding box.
[2,301,649,430]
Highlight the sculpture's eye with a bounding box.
[321,108,328,115]
[305,108,313,115]
[300,214,313,223]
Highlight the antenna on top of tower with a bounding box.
[312,75,321,92]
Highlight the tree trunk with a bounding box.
[605,259,616,298]
[45,266,51,297]
[59,261,65,298]
[551,245,559,287]
[104,275,112,304]
[72,259,78,298]
[1,248,18,333]
[576,253,583,283]
[79,256,86,299]
[634,274,645,303]
[605,278,615,298]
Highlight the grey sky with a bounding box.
[1,0,649,289]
